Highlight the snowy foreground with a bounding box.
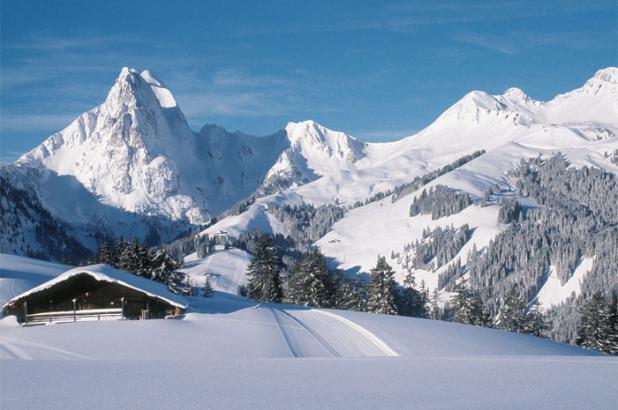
[1,255,617,409]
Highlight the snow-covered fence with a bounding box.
[24,308,124,326]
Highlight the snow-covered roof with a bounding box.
[4,264,188,309]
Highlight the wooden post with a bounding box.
[72,298,77,322]
[121,297,125,320]
[23,301,28,325]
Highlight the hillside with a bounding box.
[1,255,616,409]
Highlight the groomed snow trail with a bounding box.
[273,308,398,358]
[0,339,32,360]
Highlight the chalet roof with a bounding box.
[4,264,188,309]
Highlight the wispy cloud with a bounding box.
[211,69,296,88]
[1,34,329,135]
[231,1,615,36]
[453,32,519,55]
[171,68,327,122]
[452,29,612,55]
[5,34,141,52]
[0,112,78,133]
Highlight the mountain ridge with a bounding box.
[3,66,617,263]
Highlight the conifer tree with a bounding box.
[335,276,368,312]
[523,300,548,337]
[451,283,490,326]
[367,256,398,315]
[202,274,214,297]
[576,292,618,354]
[429,289,442,320]
[114,238,127,265]
[334,276,356,310]
[134,242,152,278]
[396,272,417,316]
[415,280,429,318]
[287,248,329,307]
[496,287,528,333]
[97,241,114,265]
[117,240,137,273]
[246,235,282,303]
[151,249,179,283]
[397,274,429,318]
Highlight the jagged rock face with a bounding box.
[17,67,369,222]
[18,68,204,222]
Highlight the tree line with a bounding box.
[351,150,485,209]
[244,235,427,316]
[91,239,190,294]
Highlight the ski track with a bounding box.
[2,337,96,360]
[273,308,398,358]
[0,339,33,360]
[269,308,302,358]
[311,310,399,357]
[0,336,96,361]
[276,309,341,357]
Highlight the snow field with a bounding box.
[1,255,616,409]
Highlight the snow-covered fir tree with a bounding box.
[497,199,521,224]
[576,292,618,354]
[495,287,528,332]
[202,274,214,297]
[246,235,283,303]
[409,185,472,220]
[94,239,185,292]
[97,241,115,265]
[333,275,368,312]
[495,287,548,337]
[397,272,419,317]
[287,247,329,307]
[429,289,442,320]
[367,256,398,315]
[150,249,179,283]
[524,300,548,337]
[450,283,490,326]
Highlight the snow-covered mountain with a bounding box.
[2,67,374,258]
[204,67,618,236]
[19,68,217,224]
[3,66,617,274]
[15,68,368,224]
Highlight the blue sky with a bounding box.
[1,0,616,162]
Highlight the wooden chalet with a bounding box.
[2,264,188,325]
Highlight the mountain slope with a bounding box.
[0,164,191,260]
[205,67,618,242]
